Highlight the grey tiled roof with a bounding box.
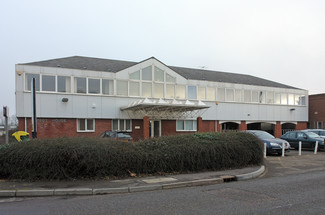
[20,56,298,89]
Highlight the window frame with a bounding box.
[112,119,132,132]
[176,120,197,131]
[77,119,95,132]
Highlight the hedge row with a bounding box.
[0,132,263,180]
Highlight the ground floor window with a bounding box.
[176,120,197,131]
[77,119,95,132]
[112,119,132,131]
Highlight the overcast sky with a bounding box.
[1,0,325,114]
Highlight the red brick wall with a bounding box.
[202,120,215,132]
[130,119,144,141]
[161,120,195,136]
[309,94,325,128]
[296,122,307,131]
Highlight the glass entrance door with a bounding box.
[149,120,161,138]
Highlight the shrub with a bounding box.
[0,132,263,180]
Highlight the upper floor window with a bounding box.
[102,79,113,95]
[142,66,152,81]
[129,71,140,80]
[206,87,215,101]
[154,66,164,82]
[217,88,225,101]
[117,80,128,96]
[166,73,176,83]
[188,86,197,100]
[235,89,241,102]
[129,82,140,96]
[75,77,86,93]
[58,76,71,93]
[198,87,206,100]
[42,75,55,92]
[226,89,234,101]
[176,85,186,99]
[25,73,40,91]
[88,78,100,94]
[244,90,251,103]
[266,91,274,104]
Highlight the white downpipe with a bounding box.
[314,141,319,154]
[299,141,302,156]
[264,143,267,158]
[282,142,285,157]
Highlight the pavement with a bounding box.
[1,149,324,198]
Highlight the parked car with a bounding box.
[302,129,325,138]
[281,131,324,150]
[243,130,291,155]
[100,131,133,142]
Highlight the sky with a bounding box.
[1,0,325,115]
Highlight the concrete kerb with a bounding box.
[0,165,265,198]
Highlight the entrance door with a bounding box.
[149,120,161,138]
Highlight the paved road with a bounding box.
[0,151,324,215]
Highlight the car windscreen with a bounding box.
[254,131,275,139]
[319,131,325,136]
[306,132,320,138]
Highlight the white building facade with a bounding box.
[15,56,308,139]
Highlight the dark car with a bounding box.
[303,129,325,139]
[243,130,290,155]
[281,131,324,150]
[100,131,133,142]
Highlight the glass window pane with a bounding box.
[88,79,100,94]
[235,89,241,102]
[281,93,287,105]
[75,77,86,93]
[117,80,128,96]
[87,119,94,131]
[193,120,197,130]
[267,92,274,104]
[244,90,251,103]
[185,120,193,130]
[288,94,294,105]
[198,87,206,100]
[130,71,140,80]
[166,73,176,83]
[58,76,70,93]
[299,95,306,105]
[78,119,85,131]
[252,90,258,103]
[226,89,234,101]
[295,95,300,105]
[126,120,131,130]
[188,86,197,100]
[217,88,225,101]
[154,83,164,98]
[102,79,113,95]
[166,84,175,98]
[275,93,281,104]
[206,87,215,101]
[142,82,152,97]
[129,82,140,96]
[177,120,184,130]
[113,119,118,130]
[42,75,55,91]
[259,91,265,103]
[154,66,164,82]
[120,120,125,130]
[176,85,186,99]
[26,74,40,91]
[142,66,152,81]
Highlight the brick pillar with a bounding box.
[296,122,307,130]
[143,116,150,139]
[274,121,282,138]
[197,117,203,132]
[216,120,221,132]
[239,121,247,131]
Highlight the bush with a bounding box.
[0,132,263,180]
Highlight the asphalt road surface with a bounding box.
[1,151,324,215]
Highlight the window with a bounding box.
[117,80,128,96]
[166,84,175,98]
[244,90,251,103]
[25,73,40,91]
[142,82,152,97]
[187,86,197,100]
[226,89,234,101]
[154,83,164,98]
[299,95,306,105]
[176,120,197,131]
[42,75,55,92]
[281,93,287,105]
[252,90,258,103]
[288,94,294,105]
[206,87,215,101]
[266,92,274,104]
[88,78,100,94]
[275,93,281,104]
[129,71,140,80]
[102,79,113,95]
[77,119,95,132]
[235,89,241,102]
[198,87,206,100]
[112,119,132,131]
[317,122,323,129]
[259,91,265,103]
[154,66,164,82]
[129,82,140,96]
[142,66,152,81]
[166,73,176,83]
[58,76,71,93]
[75,77,86,93]
[176,85,186,99]
[217,88,225,101]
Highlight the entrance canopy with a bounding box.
[121,98,210,119]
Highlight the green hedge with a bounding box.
[0,132,263,180]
